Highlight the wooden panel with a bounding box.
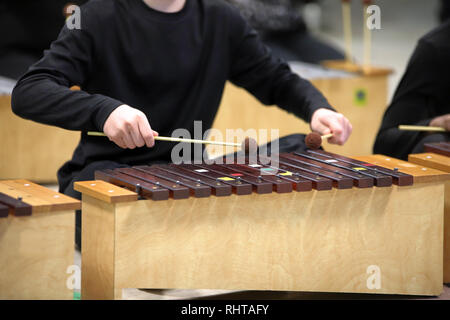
[0,210,74,299]
[408,153,450,173]
[81,195,118,300]
[74,180,138,204]
[78,183,444,297]
[0,95,80,183]
[355,155,450,184]
[209,76,389,158]
[0,180,80,213]
[405,153,450,283]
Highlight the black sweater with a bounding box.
[12,0,332,191]
[373,21,450,160]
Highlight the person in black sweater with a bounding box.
[373,21,450,160]
[12,0,352,249]
[0,0,88,79]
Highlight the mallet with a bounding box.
[305,132,334,150]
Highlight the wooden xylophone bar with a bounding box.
[94,151,413,201]
[0,192,33,216]
[424,141,450,157]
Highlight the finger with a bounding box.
[312,120,330,136]
[322,117,344,145]
[128,122,145,148]
[138,116,156,148]
[112,136,127,149]
[121,130,136,149]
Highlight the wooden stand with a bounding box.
[407,153,450,283]
[75,162,445,300]
[0,180,80,299]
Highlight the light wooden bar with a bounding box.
[76,157,445,299]
[0,180,80,299]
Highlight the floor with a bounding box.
[54,0,450,301]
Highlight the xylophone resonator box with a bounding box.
[0,180,80,300]
[75,151,447,299]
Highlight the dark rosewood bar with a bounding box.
[160,165,232,197]
[0,203,9,218]
[273,161,333,191]
[176,164,253,195]
[285,153,374,188]
[275,155,354,189]
[196,164,273,194]
[95,169,170,201]
[307,150,413,186]
[0,192,33,216]
[117,168,190,199]
[227,164,294,193]
[136,166,211,198]
[424,142,450,157]
[296,151,392,187]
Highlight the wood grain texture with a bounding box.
[406,153,450,283]
[0,210,74,299]
[0,180,80,213]
[80,183,444,298]
[0,95,79,183]
[408,153,450,173]
[74,180,138,204]
[354,155,450,184]
[81,195,118,300]
[209,78,389,158]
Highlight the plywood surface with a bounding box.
[0,210,74,299]
[80,181,444,298]
[0,180,80,213]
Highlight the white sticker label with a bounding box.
[195,169,209,173]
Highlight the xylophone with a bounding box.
[0,180,80,300]
[75,150,447,299]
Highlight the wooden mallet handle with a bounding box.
[87,131,241,147]
[398,125,446,132]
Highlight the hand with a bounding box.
[310,108,352,145]
[103,104,159,149]
[429,114,450,131]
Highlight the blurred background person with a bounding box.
[226,0,345,64]
[0,0,87,80]
[373,19,450,160]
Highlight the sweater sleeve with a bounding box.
[11,3,123,132]
[373,41,442,159]
[227,7,334,123]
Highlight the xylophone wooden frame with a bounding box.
[0,180,80,300]
[75,154,447,300]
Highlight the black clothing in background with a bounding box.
[373,21,450,160]
[12,0,334,194]
[0,0,88,79]
[225,0,344,64]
